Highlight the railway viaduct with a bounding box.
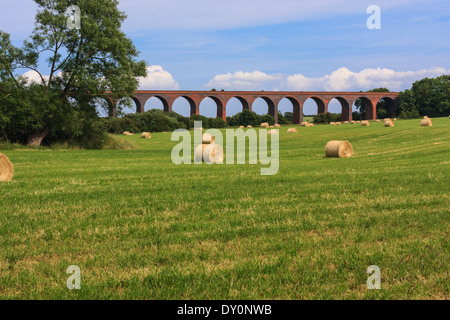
[102,91,399,124]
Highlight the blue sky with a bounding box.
[1,0,449,116]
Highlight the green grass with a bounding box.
[0,118,449,300]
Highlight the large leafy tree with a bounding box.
[0,0,146,146]
[404,75,450,117]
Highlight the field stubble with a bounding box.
[0,118,449,299]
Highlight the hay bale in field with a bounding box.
[194,144,223,163]
[275,124,281,128]
[0,153,13,182]
[325,141,353,158]
[384,118,391,122]
[423,116,429,119]
[287,128,297,133]
[267,129,279,135]
[356,121,361,124]
[393,118,397,121]
[260,122,269,128]
[141,132,151,139]
[350,121,356,124]
[336,122,341,125]
[421,118,432,126]
[376,119,380,122]
[330,122,336,126]
[194,127,204,131]
[123,131,130,135]
[194,144,212,162]
[205,144,223,163]
[247,125,252,128]
[300,121,309,127]
[239,125,244,129]
[361,121,370,126]
[308,123,315,127]
[344,121,349,124]
[384,121,394,127]
[202,133,215,144]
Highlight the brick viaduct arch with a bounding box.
[103,91,399,124]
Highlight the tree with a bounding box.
[277,112,289,124]
[396,75,450,118]
[0,0,146,146]
[227,109,262,126]
[284,112,293,123]
[313,112,341,124]
[397,89,418,119]
[414,75,448,117]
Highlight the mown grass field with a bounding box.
[0,118,449,299]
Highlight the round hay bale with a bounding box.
[376,119,380,122]
[325,141,353,158]
[287,128,297,133]
[194,144,214,162]
[330,122,336,126]
[123,131,130,135]
[195,144,223,163]
[361,121,370,126]
[356,121,361,124]
[194,144,207,162]
[424,116,429,119]
[260,122,269,128]
[202,133,215,144]
[350,121,356,124]
[384,121,394,127]
[267,129,279,135]
[344,121,349,124]
[300,122,309,127]
[239,125,244,129]
[141,132,151,138]
[275,124,281,128]
[393,118,397,121]
[247,125,252,128]
[421,118,432,126]
[204,144,223,163]
[336,122,341,125]
[0,153,14,182]
[308,123,315,127]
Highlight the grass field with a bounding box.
[0,118,449,299]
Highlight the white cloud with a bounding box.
[138,65,179,90]
[206,67,450,92]
[19,65,179,90]
[21,70,49,85]
[206,71,284,90]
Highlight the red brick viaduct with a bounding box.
[102,90,399,124]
